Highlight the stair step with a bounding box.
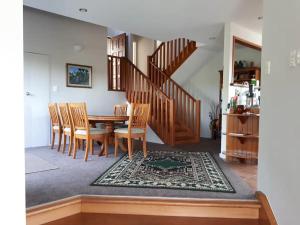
[175,135,195,141]
[175,131,191,137]
[175,127,188,132]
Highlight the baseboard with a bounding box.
[26,195,260,225]
[256,191,278,225]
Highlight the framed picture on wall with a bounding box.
[66,63,92,88]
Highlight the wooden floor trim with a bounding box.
[256,191,278,225]
[26,196,82,225]
[27,195,260,225]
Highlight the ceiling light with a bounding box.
[79,8,88,13]
[258,16,263,20]
[209,37,216,40]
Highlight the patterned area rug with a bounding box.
[92,151,235,193]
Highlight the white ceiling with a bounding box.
[23,0,263,51]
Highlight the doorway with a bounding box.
[24,52,50,148]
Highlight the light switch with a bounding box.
[297,49,300,65]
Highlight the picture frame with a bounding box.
[66,63,92,88]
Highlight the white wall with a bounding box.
[220,22,262,157]
[258,1,300,224]
[24,8,162,144]
[182,52,223,138]
[24,8,126,115]
[133,35,155,74]
[235,46,261,68]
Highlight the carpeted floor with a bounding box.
[25,139,255,208]
[25,153,58,174]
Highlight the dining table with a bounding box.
[88,115,129,155]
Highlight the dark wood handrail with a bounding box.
[149,38,197,76]
[149,61,196,102]
[107,55,169,99]
[151,42,165,58]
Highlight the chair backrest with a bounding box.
[128,103,150,131]
[68,103,89,132]
[48,103,61,127]
[114,104,128,116]
[58,103,73,130]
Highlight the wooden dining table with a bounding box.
[88,115,129,155]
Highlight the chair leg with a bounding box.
[84,139,90,161]
[128,137,132,160]
[90,140,94,155]
[68,135,73,156]
[78,139,81,149]
[104,135,108,157]
[81,140,85,151]
[143,136,147,158]
[57,130,62,152]
[73,137,78,159]
[51,131,55,149]
[62,134,66,153]
[114,135,119,157]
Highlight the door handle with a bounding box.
[26,91,33,96]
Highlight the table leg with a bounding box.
[99,122,114,156]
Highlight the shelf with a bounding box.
[230,83,248,88]
[223,113,260,117]
[234,78,253,82]
[234,67,260,73]
[226,150,258,159]
[230,83,260,89]
[227,133,259,138]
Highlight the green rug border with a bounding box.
[90,151,236,193]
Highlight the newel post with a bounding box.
[170,99,176,146]
[195,100,201,142]
[147,56,151,78]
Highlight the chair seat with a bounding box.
[64,127,71,133]
[53,125,60,130]
[114,128,145,134]
[75,127,109,135]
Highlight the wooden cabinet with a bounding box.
[224,108,259,163]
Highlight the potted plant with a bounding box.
[209,103,221,139]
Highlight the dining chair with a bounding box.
[113,104,128,129]
[114,103,150,160]
[68,103,110,161]
[58,103,74,155]
[114,104,128,116]
[48,103,62,151]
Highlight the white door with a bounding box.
[24,52,50,148]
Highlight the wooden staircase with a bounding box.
[107,38,200,145]
[148,38,197,77]
[148,38,200,144]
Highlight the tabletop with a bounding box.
[88,115,129,122]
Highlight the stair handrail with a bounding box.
[151,42,165,58]
[148,61,196,102]
[149,38,197,75]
